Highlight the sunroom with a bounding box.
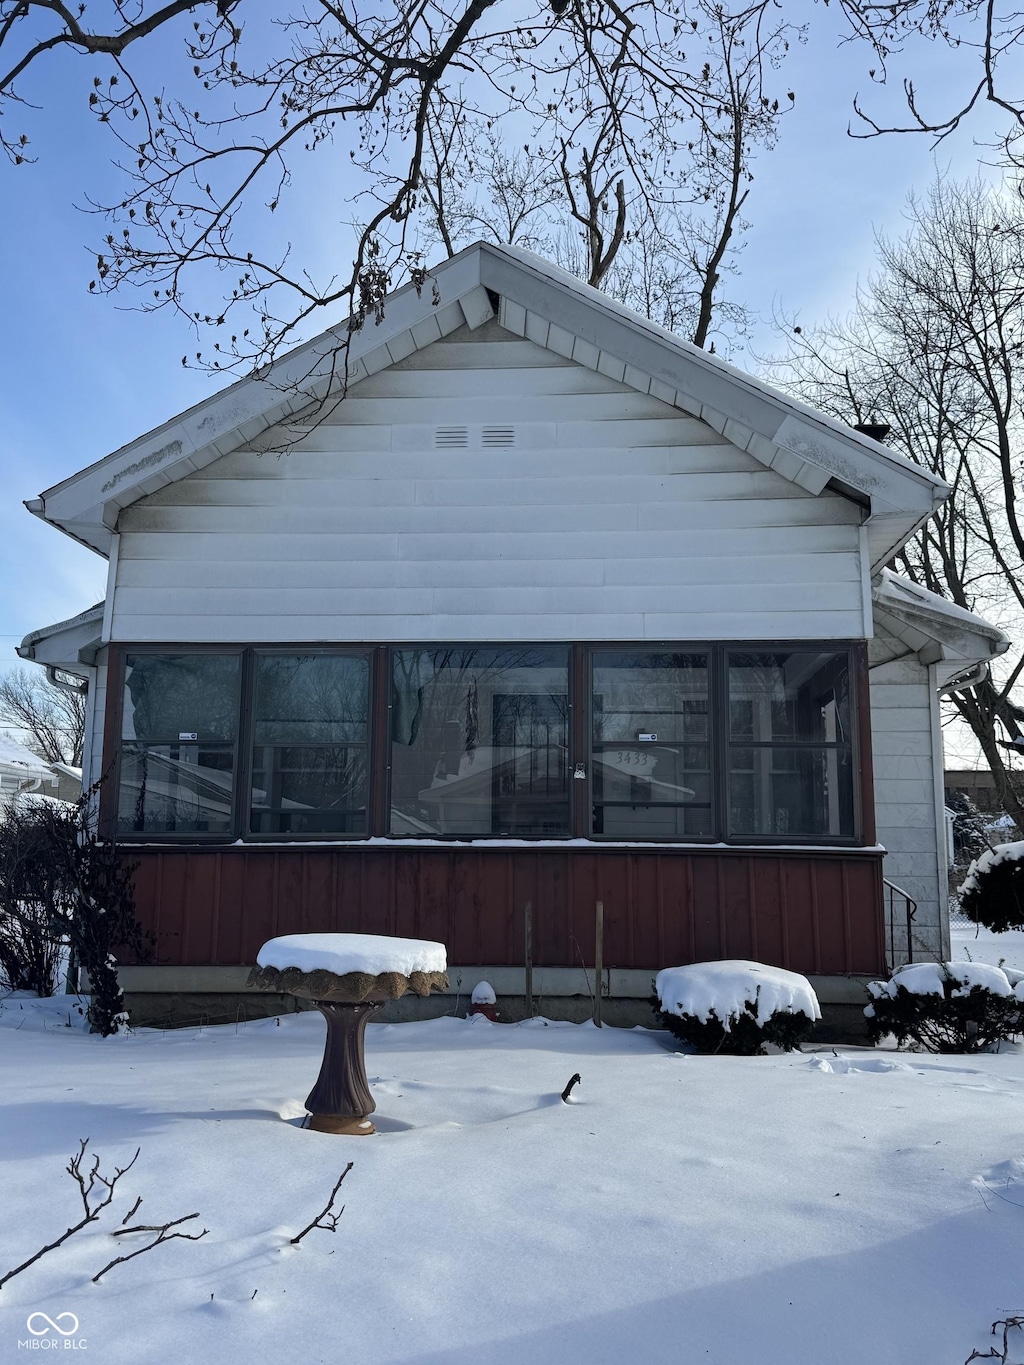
[113,643,861,846]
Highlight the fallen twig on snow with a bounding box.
[291,1163,354,1245]
[120,1196,143,1225]
[93,1213,208,1282]
[561,1073,582,1102]
[0,1139,139,1290]
[966,1315,1024,1362]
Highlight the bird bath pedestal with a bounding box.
[247,935,448,1135]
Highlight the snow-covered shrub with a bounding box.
[959,842,1024,933]
[654,960,820,1055]
[0,791,149,1034]
[865,962,1024,1053]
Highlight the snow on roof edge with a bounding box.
[874,570,1009,649]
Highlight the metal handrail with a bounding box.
[883,877,918,973]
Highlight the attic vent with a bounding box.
[435,426,469,448]
[482,426,516,447]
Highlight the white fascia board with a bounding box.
[477,243,947,523]
[33,249,486,545]
[872,572,1009,665]
[17,604,104,670]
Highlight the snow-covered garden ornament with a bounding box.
[248,934,448,1134]
[468,980,498,1022]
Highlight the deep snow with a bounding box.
[3,991,1024,1364]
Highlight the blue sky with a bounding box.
[0,4,1013,664]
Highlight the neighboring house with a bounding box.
[17,243,1008,1023]
[0,735,81,803]
[945,767,1003,815]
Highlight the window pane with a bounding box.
[727,650,854,838]
[727,651,851,744]
[117,743,234,834]
[728,746,854,837]
[123,654,240,742]
[250,654,369,834]
[591,652,712,837]
[389,647,569,836]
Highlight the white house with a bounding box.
[17,242,1007,1024]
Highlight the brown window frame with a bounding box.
[102,640,871,847]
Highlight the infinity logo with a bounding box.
[26,1314,79,1337]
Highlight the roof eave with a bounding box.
[30,240,949,552]
[18,603,105,671]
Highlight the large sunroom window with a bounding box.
[118,653,241,835]
[110,641,860,844]
[250,653,369,835]
[591,651,712,837]
[726,649,854,839]
[389,647,570,836]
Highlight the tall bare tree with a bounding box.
[4,2,1024,380]
[766,175,1024,828]
[0,667,86,768]
[417,0,795,352]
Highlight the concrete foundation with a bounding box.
[113,964,874,1040]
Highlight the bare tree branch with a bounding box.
[764,172,1024,827]
[0,1140,139,1289]
[93,1211,208,1281]
[290,1162,353,1244]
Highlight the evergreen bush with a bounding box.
[865,962,1024,1053]
[959,843,1024,933]
[653,997,815,1054]
[653,961,820,1055]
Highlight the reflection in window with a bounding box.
[591,652,711,837]
[250,654,369,834]
[389,647,569,836]
[727,650,853,838]
[118,654,240,834]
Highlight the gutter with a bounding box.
[938,661,990,695]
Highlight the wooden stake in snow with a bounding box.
[524,900,534,1019]
[594,900,604,1028]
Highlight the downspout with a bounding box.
[46,664,88,697]
[938,660,989,696]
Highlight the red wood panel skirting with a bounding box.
[125,845,887,977]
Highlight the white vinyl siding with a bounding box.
[111,324,867,644]
[869,649,945,960]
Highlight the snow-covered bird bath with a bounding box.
[247,934,448,1134]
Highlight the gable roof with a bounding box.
[26,241,947,571]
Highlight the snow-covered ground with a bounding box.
[3,993,1024,1365]
[952,922,1024,971]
